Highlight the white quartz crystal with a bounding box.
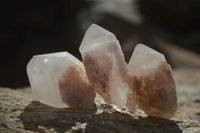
[128,44,177,119]
[79,24,135,111]
[27,52,95,108]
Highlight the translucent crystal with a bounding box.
[27,52,95,108]
[79,24,135,111]
[128,44,177,119]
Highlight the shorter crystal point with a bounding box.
[27,52,95,108]
[128,44,177,119]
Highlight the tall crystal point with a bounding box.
[27,52,95,108]
[128,44,177,119]
[79,24,135,111]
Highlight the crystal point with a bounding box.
[128,44,177,119]
[27,52,95,108]
[79,24,117,55]
[80,24,136,111]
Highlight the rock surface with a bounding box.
[0,67,200,133]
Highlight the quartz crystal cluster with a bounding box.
[27,24,177,119]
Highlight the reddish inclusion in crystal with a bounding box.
[132,62,177,119]
[83,53,112,103]
[59,66,95,108]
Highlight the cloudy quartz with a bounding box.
[80,24,135,111]
[128,44,177,119]
[27,52,95,108]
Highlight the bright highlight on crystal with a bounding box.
[27,24,177,119]
[27,52,95,108]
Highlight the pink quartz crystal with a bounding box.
[27,52,95,108]
[128,44,177,119]
[79,24,136,112]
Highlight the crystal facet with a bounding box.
[27,52,95,108]
[128,44,177,119]
[80,24,135,111]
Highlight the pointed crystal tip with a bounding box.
[128,44,165,75]
[79,24,117,55]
